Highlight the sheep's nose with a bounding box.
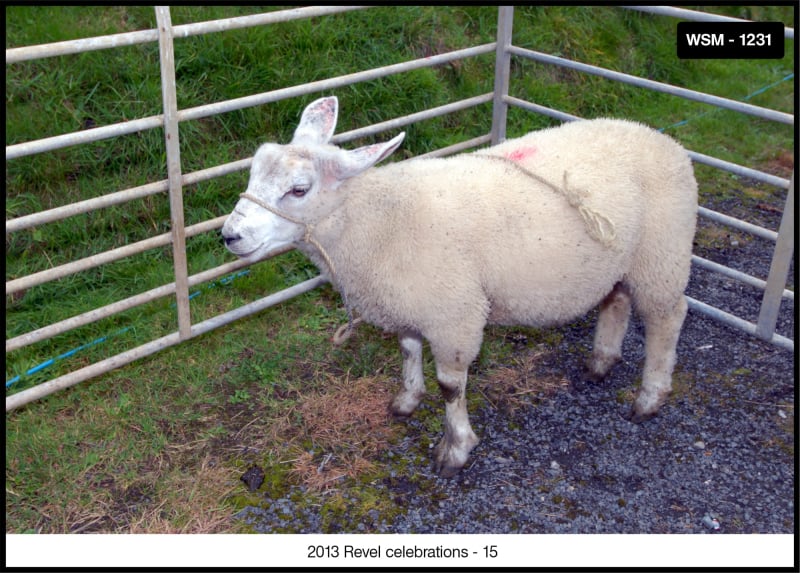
[221,230,241,246]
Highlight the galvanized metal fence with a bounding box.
[5,6,795,411]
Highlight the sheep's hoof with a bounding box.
[388,407,411,421]
[389,390,424,419]
[581,366,607,384]
[432,433,479,478]
[583,354,620,383]
[625,406,658,424]
[433,445,466,479]
[573,365,608,393]
[628,386,669,423]
[434,460,463,479]
[573,370,600,393]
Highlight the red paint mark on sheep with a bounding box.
[505,146,538,163]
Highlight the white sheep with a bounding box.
[221,96,698,477]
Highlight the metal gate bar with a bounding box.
[5,6,369,64]
[490,6,515,144]
[506,45,793,125]
[757,177,795,341]
[156,6,191,339]
[623,5,795,39]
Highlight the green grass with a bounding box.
[5,5,795,533]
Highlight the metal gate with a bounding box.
[6,6,795,411]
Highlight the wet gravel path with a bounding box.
[236,193,795,535]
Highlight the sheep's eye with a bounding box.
[289,186,309,198]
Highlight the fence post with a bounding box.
[490,6,514,145]
[756,171,795,344]
[155,6,192,339]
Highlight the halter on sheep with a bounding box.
[237,190,363,344]
[238,191,338,277]
[222,96,698,478]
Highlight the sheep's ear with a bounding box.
[291,96,338,144]
[336,132,406,180]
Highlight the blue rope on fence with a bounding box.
[5,326,132,388]
[6,269,251,388]
[659,72,794,133]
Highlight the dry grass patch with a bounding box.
[12,443,240,534]
[126,454,239,533]
[264,372,401,491]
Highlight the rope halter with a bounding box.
[238,192,360,344]
[238,192,336,277]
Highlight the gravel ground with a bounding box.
[236,195,795,535]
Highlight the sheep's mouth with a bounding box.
[225,243,260,259]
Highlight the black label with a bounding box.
[677,22,785,59]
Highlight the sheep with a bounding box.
[221,96,698,478]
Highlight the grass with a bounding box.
[5,5,795,534]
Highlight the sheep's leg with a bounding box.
[585,283,631,381]
[629,295,688,423]
[389,332,426,418]
[432,362,480,478]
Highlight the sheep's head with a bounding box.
[221,96,405,261]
